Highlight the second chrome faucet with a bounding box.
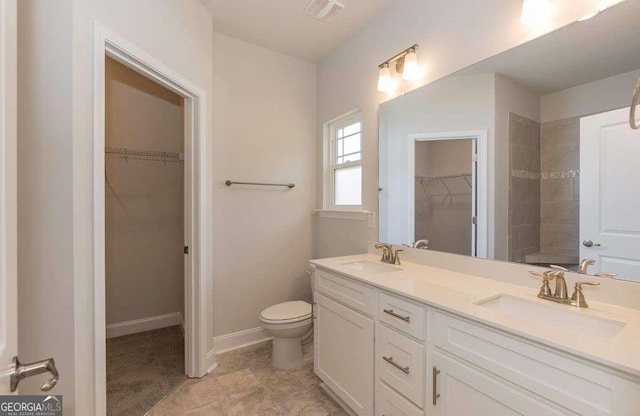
[529,265,600,308]
[375,243,403,265]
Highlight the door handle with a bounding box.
[10,356,59,392]
[582,240,601,248]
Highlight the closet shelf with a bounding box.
[416,173,472,205]
[105,147,183,162]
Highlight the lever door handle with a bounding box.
[10,356,59,392]
[583,240,601,248]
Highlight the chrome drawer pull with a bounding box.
[383,308,410,322]
[433,366,441,405]
[383,356,410,374]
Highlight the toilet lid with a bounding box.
[260,301,312,323]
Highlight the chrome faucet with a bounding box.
[529,265,600,308]
[375,243,403,265]
[409,239,429,249]
[577,259,618,279]
[578,259,596,274]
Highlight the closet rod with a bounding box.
[225,180,295,189]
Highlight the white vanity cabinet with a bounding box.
[312,265,640,416]
[314,269,375,416]
[431,351,571,416]
[431,311,640,416]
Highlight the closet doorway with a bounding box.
[104,57,186,415]
[93,27,211,416]
[408,131,488,257]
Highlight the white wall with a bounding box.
[211,33,317,337]
[541,68,640,122]
[18,1,213,414]
[315,0,615,259]
[105,58,184,327]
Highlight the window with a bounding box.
[327,112,362,208]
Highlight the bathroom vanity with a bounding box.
[310,253,640,416]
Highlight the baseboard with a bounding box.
[206,348,218,374]
[106,312,183,339]
[213,327,272,354]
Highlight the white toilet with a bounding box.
[259,275,314,369]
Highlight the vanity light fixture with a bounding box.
[520,0,551,26]
[577,8,607,22]
[377,44,419,92]
[377,63,392,92]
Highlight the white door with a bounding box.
[0,0,18,395]
[432,351,567,416]
[580,107,640,282]
[314,293,374,416]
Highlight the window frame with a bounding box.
[326,110,363,209]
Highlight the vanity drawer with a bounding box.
[376,323,425,407]
[377,291,426,340]
[433,311,617,416]
[315,268,375,315]
[376,381,423,416]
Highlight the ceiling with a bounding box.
[199,0,391,62]
[455,0,640,94]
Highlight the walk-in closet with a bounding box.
[104,57,186,416]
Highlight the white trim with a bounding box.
[106,313,183,339]
[314,209,370,220]
[213,327,272,354]
[92,23,212,415]
[206,349,218,373]
[407,130,489,258]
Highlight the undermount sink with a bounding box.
[475,294,626,342]
[341,260,401,274]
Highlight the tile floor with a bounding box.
[148,341,347,415]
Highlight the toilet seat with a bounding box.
[260,301,312,325]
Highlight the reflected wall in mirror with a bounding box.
[378,0,640,282]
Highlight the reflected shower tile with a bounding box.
[511,177,540,202]
[541,200,579,225]
[541,178,575,202]
[541,224,579,251]
[510,202,541,226]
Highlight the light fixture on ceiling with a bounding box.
[304,0,345,22]
[377,44,420,92]
[520,0,551,27]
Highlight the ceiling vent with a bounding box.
[304,0,345,22]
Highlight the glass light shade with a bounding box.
[377,64,392,92]
[402,48,419,80]
[520,0,551,26]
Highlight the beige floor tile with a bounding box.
[218,368,262,395]
[151,340,345,416]
[227,386,276,416]
[280,391,329,416]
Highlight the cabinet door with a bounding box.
[315,293,374,416]
[432,351,573,416]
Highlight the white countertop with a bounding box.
[310,253,640,379]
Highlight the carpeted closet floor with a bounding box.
[106,325,186,416]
